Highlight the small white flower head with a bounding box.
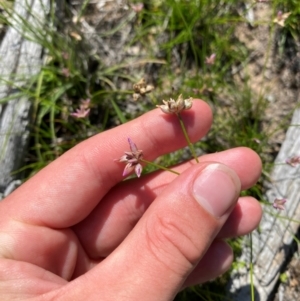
[156,94,193,115]
[70,31,82,41]
[252,138,261,144]
[116,138,143,178]
[273,11,291,27]
[130,3,144,13]
[133,78,154,101]
[272,198,287,211]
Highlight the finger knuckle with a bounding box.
[145,213,198,272]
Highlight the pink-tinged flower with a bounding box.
[130,3,144,13]
[70,99,91,118]
[157,94,193,115]
[116,138,143,178]
[286,156,300,167]
[62,52,69,60]
[70,107,90,118]
[273,11,291,27]
[273,198,287,210]
[61,68,70,77]
[205,53,216,65]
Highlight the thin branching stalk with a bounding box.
[141,159,180,175]
[177,113,199,163]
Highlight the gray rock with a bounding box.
[227,104,300,300]
[0,0,49,196]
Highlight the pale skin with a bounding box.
[0,99,262,300]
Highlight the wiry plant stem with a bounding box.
[177,113,199,163]
[141,159,180,175]
[250,233,255,301]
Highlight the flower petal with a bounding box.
[123,163,135,176]
[135,163,143,178]
[128,137,138,153]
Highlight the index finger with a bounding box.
[1,100,212,228]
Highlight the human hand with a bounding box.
[0,99,262,300]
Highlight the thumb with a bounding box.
[61,163,241,301]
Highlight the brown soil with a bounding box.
[234,3,300,156]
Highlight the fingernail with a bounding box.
[193,164,240,218]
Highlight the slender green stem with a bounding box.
[141,159,180,175]
[34,71,44,162]
[177,113,199,163]
[250,233,255,301]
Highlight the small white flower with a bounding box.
[157,94,193,114]
[273,11,291,27]
[132,78,154,101]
